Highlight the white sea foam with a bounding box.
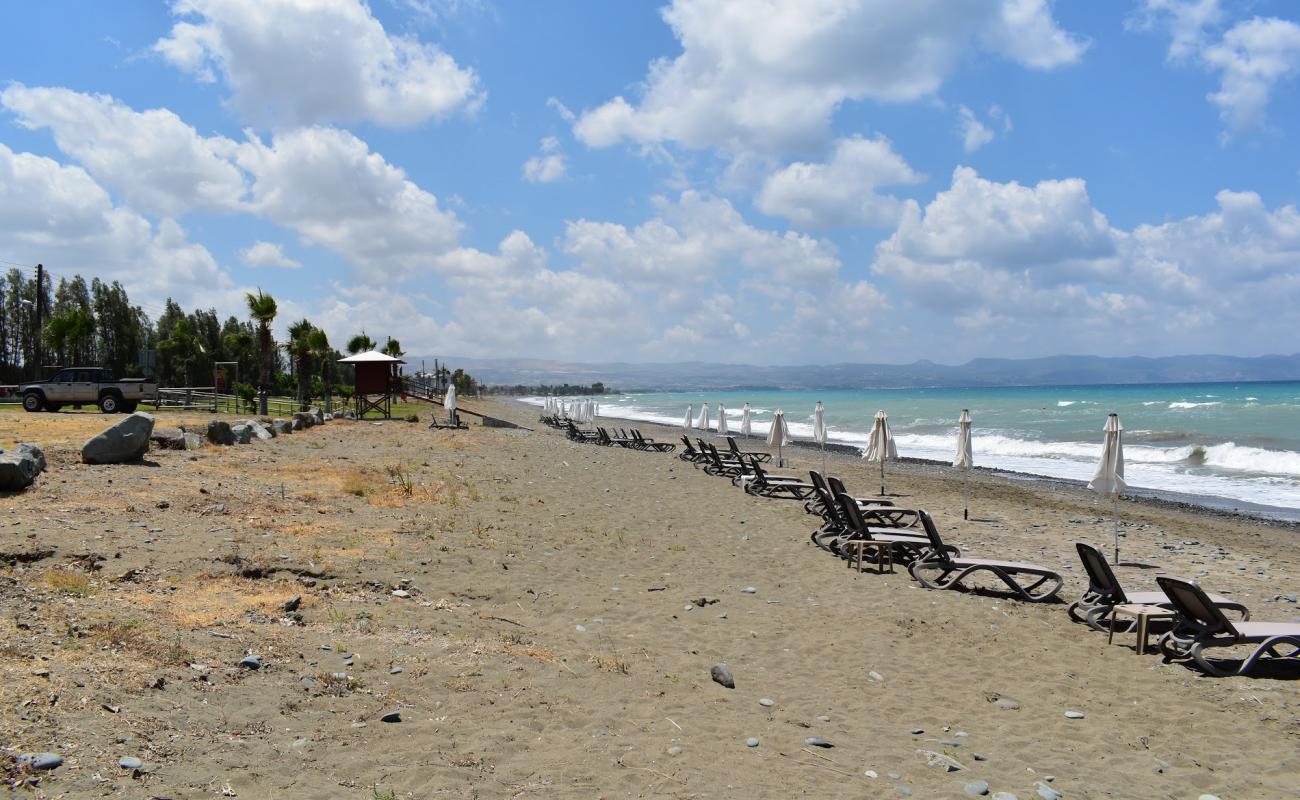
[1142,401,1161,406]
[1057,401,1076,407]
[1169,401,1221,409]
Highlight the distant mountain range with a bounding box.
[410,353,1300,392]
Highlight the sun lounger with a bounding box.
[726,436,772,462]
[702,443,748,479]
[739,457,817,500]
[1155,575,1298,676]
[678,436,711,463]
[1069,542,1248,632]
[565,421,599,442]
[834,493,950,566]
[908,511,1063,602]
[631,430,675,452]
[597,427,637,447]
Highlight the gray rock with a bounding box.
[741,586,757,593]
[895,787,913,797]
[868,670,884,682]
[283,596,301,612]
[293,411,315,429]
[1064,710,1085,719]
[16,443,46,473]
[205,420,235,446]
[888,773,903,780]
[745,737,759,747]
[389,666,403,675]
[272,419,294,435]
[289,415,305,431]
[82,412,155,464]
[973,753,989,762]
[239,654,263,670]
[245,420,274,440]
[964,780,990,796]
[1036,783,1061,800]
[118,757,143,770]
[804,737,833,748]
[917,749,966,772]
[911,728,924,735]
[18,752,62,770]
[230,423,253,444]
[0,452,37,491]
[993,696,1021,711]
[1198,795,1222,800]
[380,710,401,723]
[711,663,735,689]
[667,746,684,755]
[150,427,187,450]
[183,433,203,450]
[758,698,775,707]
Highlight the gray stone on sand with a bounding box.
[745,737,759,747]
[118,757,143,770]
[1064,710,1085,719]
[205,420,235,445]
[239,654,263,670]
[18,753,62,770]
[1035,783,1061,800]
[150,427,187,450]
[918,749,966,772]
[758,698,774,707]
[230,423,253,444]
[711,663,735,689]
[380,710,401,723]
[272,419,294,435]
[667,746,683,755]
[964,780,990,796]
[804,737,833,748]
[993,696,1021,711]
[895,786,913,797]
[183,433,203,450]
[16,443,46,473]
[0,452,37,491]
[245,420,274,439]
[82,412,154,464]
[868,670,884,682]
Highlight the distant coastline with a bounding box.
[433,352,1300,393]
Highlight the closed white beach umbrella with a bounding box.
[717,404,729,435]
[593,401,600,420]
[813,401,827,474]
[862,410,898,496]
[1088,413,1126,564]
[740,403,752,437]
[684,404,693,430]
[767,408,791,467]
[444,384,457,425]
[696,402,710,431]
[954,409,973,520]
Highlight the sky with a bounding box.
[1,0,1299,366]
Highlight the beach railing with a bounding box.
[147,387,306,416]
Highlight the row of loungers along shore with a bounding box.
[543,412,1300,678]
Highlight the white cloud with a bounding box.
[154,0,483,128]
[522,136,568,183]
[235,126,464,278]
[756,135,922,227]
[564,190,841,291]
[2,84,246,217]
[574,0,1085,153]
[1137,2,1300,133]
[0,142,238,312]
[871,166,1300,355]
[238,240,300,269]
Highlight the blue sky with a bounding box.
[1,0,1298,365]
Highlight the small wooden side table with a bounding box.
[1108,603,1175,654]
[848,540,894,574]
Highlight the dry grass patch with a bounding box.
[587,654,630,674]
[119,576,303,628]
[86,619,192,666]
[43,569,96,597]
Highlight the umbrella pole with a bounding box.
[963,471,969,520]
[1112,495,1120,565]
[820,442,826,475]
[880,460,885,497]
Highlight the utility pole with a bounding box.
[33,263,44,380]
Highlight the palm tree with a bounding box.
[284,318,315,411]
[381,337,404,358]
[346,331,376,355]
[307,327,333,412]
[245,289,278,415]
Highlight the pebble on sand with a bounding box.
[746,737,759,747]
[18,753,63,770]
[758,698,775,707]
[964,780,990,796]
[380,710,402,723]
[667,746,684,755]
[118,757,143,770]
[711,663,736,689]
[239,655,263,670]
[868,670,884,682]
[804,736,833,748]
[1064,710,1085,719]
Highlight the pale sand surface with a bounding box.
[0,400,1296,798]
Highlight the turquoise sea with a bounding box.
[525,381,1300,519]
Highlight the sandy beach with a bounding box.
[2,399,1296,798]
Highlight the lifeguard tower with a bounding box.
[338,350,405,419]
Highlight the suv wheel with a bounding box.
[98,394,121,414]
[22,393,45,412]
